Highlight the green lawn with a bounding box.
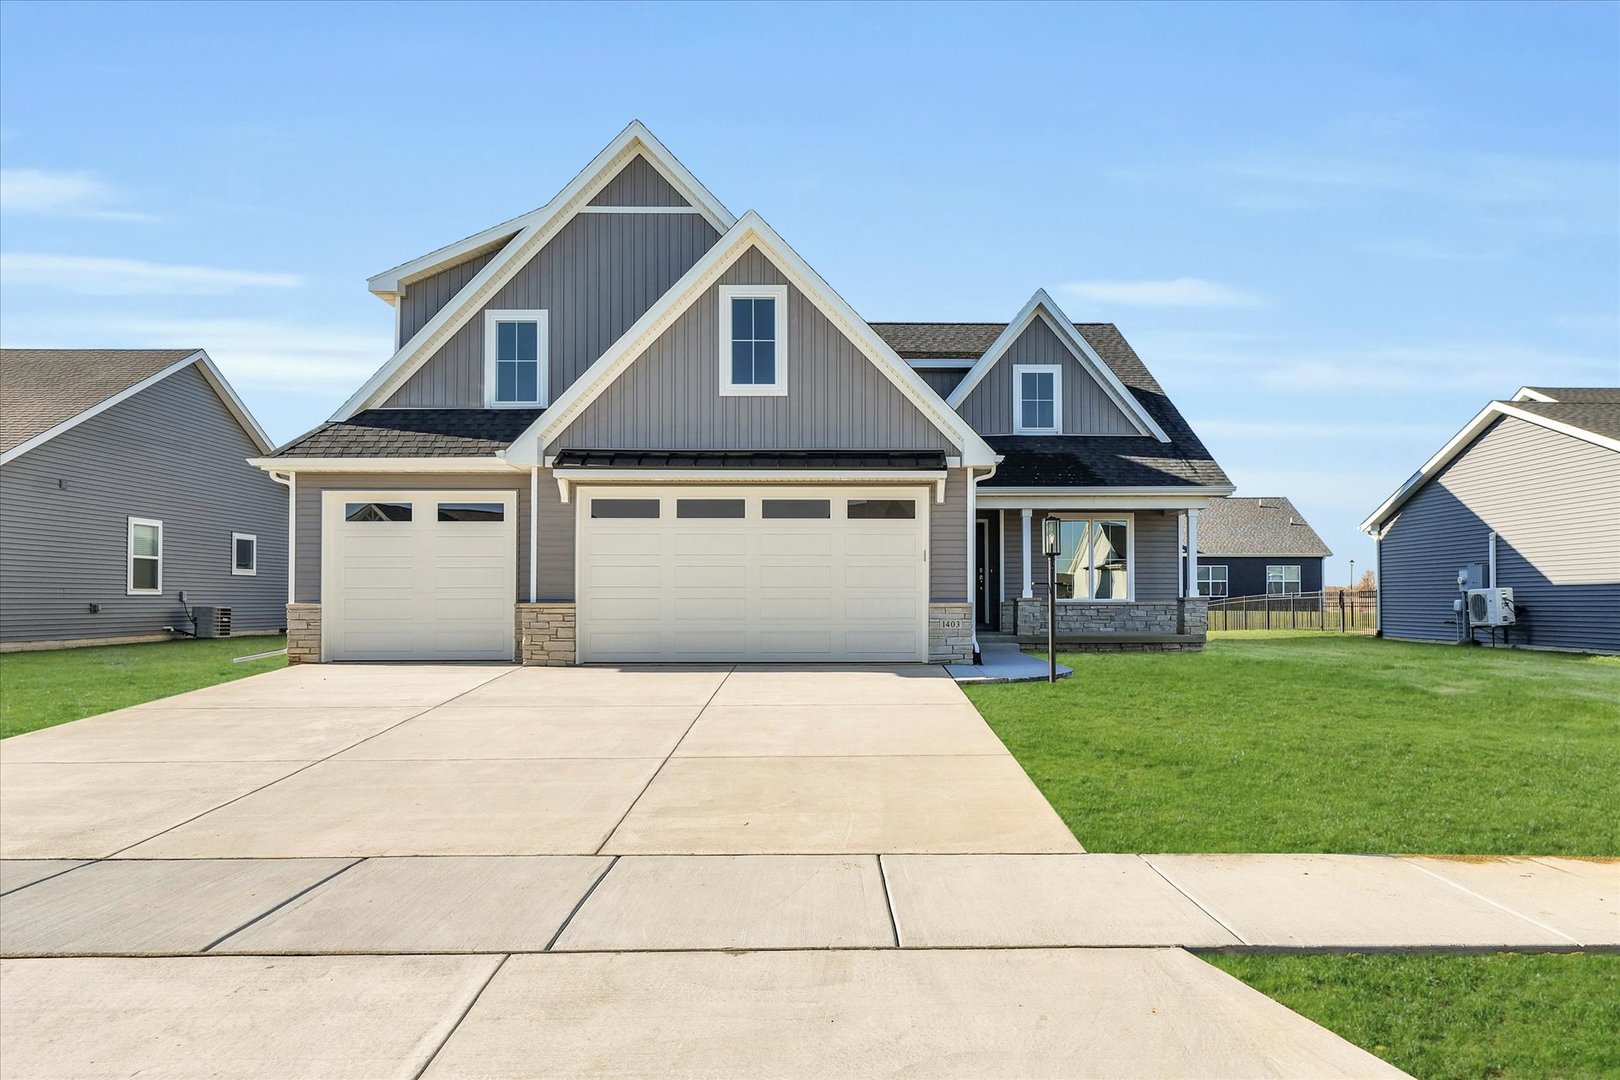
[964,632,1620,854]
[0,636,287,738]
[1205,952,1620,1079]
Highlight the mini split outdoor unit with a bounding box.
[1466,588,1515,627]
[193,606,233,638]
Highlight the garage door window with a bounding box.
[346,502,412,522]
[438,502,505,522]
[762,499,830,519]
[847,499,916,520]
[677,499,745,519]
[591,499,660,519]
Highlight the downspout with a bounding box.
[970,462,1000,664]
[1488,530,1497,589]
[268,471,295,607]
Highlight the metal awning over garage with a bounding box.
[551,449,949,470]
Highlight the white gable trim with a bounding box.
[945,290,1169,442]
[337,123,736,420]
[503,211,999,468]
[1359,399,1620,534]
[1,350,274,466]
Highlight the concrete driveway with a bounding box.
[0,663,1403,1079]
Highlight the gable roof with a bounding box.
[938,291,1169,441]
[0,348,273,464]
[1197,497,1333,557]
[504,210,999,468]
[337,122,736,420]
[1360,387,1620,533]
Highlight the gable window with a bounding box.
[719,284,788,396]
[1198,564,1228,598]
[1049,516,1132,601]
[1267,564,1301,595]
[1013,364,1061,434]
[128,517,163,595]
[231,533,258,576]
[484,309,549,407]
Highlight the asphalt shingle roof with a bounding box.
[273,409,543,457]
[1196,497,1333,558]
[1510,399,1620,442]
[0,348,198,454]
[1521,387,1620,405]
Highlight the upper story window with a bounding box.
[484,309,549,407]
[719,284,788,396]
[1013,364,1061,434]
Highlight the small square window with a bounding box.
[232,533,257,576]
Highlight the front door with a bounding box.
[974,513,1000,630]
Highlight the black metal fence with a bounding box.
[1206,590,1378,632]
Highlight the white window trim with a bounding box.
[483,309,550,408]
[1046,511,1135,603]
[718,284,788,397]
[1199,563,1229,597]
[1266,564,1302,596]
[127,517,163,596]
[1013,363,1062,435]
[231,532,258,576]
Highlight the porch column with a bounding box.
[1020,508,1034,599]
[1187,508,1200,597]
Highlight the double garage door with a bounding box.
[322,484,930,663]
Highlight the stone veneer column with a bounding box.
[516,603,576,666]
[285,604,321,664]
[928,603,973,663]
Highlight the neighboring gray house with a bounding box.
[256,122,1230,666]
[1,349,287,649]
[1192,497,1332,598]
[1361,387,1620,654]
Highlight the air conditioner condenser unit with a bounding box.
[1466,588,1514,627]
[193,606,233,638]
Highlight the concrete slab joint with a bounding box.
[284,604,321,665]
[928,603,973,663]
[517,603,576,666]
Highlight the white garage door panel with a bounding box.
[577,484,929,663]
[323,490,517,662]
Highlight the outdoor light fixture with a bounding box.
[1042,516,1061,683]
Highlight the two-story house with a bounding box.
[256,123,1231,665]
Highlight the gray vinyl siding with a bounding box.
[397,249,500,346]
[1377,416,1620,652]
[1000,508,1180,603]
[916,368,967,398]
[587,154,691,207]
[930,469,971,602]
[557,246,954,452]
[0,366,286,644]
[385,213,720,408]
[957,318,1138,436]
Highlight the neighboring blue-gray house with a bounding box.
[254,122,1229,666]
[0,349,287,649]
[1193,496,1332,598]
[1361,387,1620,654]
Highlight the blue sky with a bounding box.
[3,1,1616,581]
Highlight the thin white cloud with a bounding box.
[1059,277,1266,309]
[1,253,303,295]
[117,318,385,394]
[0,167,155,221]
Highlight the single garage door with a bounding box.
[576,484,930,663]
[322,490,516,661]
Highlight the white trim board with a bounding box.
[339,122,737,420]
[248,456,524,474]
[946,290,1170,442]
[504,210,1000,468]
[1,350,274,467]
[1359,399,1620,533]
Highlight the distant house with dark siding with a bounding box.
[1361,387,1620,654]
[0,349,287,649]
[1193,497,1331,598]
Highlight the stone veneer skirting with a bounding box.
[999,597,1208,651]
[285,604,322,664]
[517,603,576,666]
[928,603,974,663]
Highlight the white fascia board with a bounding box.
[1511,386,1555,402]
[2,351,271,465]
[946,289,1170,443]
[339,123,737,419]
[505,210,1000,468]
[1358,400,1620,533]
[365,121,735,297]
[246,456,523,474]
[977,486,1230,511]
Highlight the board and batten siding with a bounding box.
[929,469,971,603]
[0,365,287,644]
[1378,416,1620,652]
[999,507,1181,603]
[557,246,955,452]
[384,213,720,408]
[587,154,691,207]
[958,318,1138,436]
[397,248,501,346]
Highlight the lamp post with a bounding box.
[1349,559,1355,591]
[1042,516,1061,684]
